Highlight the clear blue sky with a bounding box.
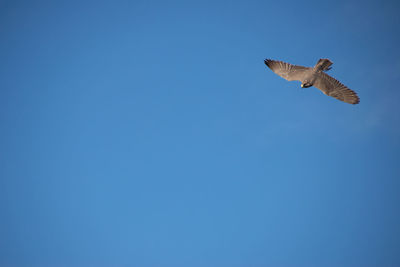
[1,0,399,266]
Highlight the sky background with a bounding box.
[1,0,400,266]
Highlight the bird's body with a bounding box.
[264,58,359,104]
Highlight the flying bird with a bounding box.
[264,58,359,104]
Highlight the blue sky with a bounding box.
[1,0,400,266]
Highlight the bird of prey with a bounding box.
[264,58,359,104]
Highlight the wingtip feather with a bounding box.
[264,59,272,67]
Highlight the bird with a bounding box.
[264,58,359,104]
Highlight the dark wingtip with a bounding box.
[350,96,360,105]
[264,59,272,67]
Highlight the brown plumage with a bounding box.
[264,58,359,104]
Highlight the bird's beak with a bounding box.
[301,84,304,88]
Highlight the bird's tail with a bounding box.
[314,58,333,72]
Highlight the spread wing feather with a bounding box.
[313,72,359,104]
[264,59,309,82]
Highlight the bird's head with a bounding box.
[301,81,312,88]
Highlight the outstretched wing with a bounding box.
[264,59,309,81]
[313,72,359,104]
